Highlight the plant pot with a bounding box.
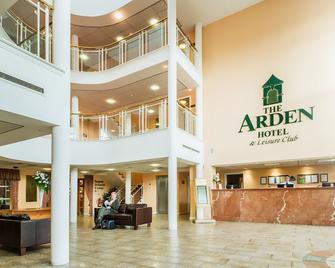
[39,188,44,208]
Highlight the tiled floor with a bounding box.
[0,215,335,267]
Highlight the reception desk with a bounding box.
[0,208,51,220]
[212,188,335,226]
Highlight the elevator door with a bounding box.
[157,176,168,214]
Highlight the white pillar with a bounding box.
[51,126,70,266]
[70,168,78,224]
[125,113,132,136]
[71,96,79,140]
[125,171,131,204]
[167,0,178,231]
[195,22,203,140]
[71,34,79,71]
[51,0,71,266]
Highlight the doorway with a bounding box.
[156,176,168,214]
[226,173,243,189]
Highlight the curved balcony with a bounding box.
[71,98,196,141]
[70,18,196,73]
[0,0,52,62]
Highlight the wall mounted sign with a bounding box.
[238,75,315,146]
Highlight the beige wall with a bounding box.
[142,172,190,215]
[18,167,40,209]
[218,164,335,189]
[203,0,335,178]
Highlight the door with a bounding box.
[77,179,85,215]
[226,174,243,189]
[157,176,168,214]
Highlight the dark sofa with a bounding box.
[0,215,50,255]
[94,203,152,230]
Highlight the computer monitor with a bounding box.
[286,184,294,188]
[277,184,285,188]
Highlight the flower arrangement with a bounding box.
[212,173,221,184]
[33,171,50,193]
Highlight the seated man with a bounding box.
[93,191,120,229]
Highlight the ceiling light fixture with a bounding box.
[81,171,88,174]
[106,98,116,104]
[116,36,124,42]
[179,43,186,50]
[150,84,160,91]
[152,169,160,172]
[150,163,160,167]
[188,88,193,92]
[163,64,168,69]
[149,18,159,25]
[114,11,123,20]
[107,168,116,171]
[79,54,89,61]
[147,109,155,114]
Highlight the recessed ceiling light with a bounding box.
[147,109,155,114]
[106,98,116,104]
[107,168,116,171]
[150,163,160,167]
[179,100,187,105]
[149,18,159,25]
[81,171,88,174]
[150,84,160,91]
[163,64,168,69]
[79,54,89,61]
[188,88,192,92]
[152,169,160,172]
[114,11,123,20]
[116,36,124,42]
[179,43,186,50]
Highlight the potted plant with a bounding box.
[212,173,221,189]
[33,171,50,208]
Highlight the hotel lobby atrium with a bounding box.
[0,0,335,267]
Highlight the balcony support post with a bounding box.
[51,0,71,265]
[167,0,178,231]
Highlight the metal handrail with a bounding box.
[71,18,196,52]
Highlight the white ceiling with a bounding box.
[72,72,193,114]
[177,0,263,32]
[0,110,52,146]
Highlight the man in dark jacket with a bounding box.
[93,191,120,229]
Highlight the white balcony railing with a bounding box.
[71,18,196,72]
[71,98,196,141]
[0,0,52,62]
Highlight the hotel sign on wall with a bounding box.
[238,75,314,146]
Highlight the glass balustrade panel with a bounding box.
[146,102,162,131]
[146,22,165,53]
[105,44,120,69]
[80,50,100,72]
[124,109,140,136]
[107,114,120,138]
[80,116,100,141]
[125,34,140,62]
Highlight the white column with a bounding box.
[71,96,79,140]
[70,168,78,224]
[71,34,79,71]
[168,0,178,231]
[125,113,132,136]
[125,171,131,204]
[51,0,71,266]
[195,22,203,140]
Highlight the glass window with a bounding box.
[0,179,11,209]
[197,186,208,204]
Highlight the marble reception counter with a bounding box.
[212,188,335,226]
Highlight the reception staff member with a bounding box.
[280,176,295,187]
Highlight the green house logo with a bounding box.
[262,74,283,106]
